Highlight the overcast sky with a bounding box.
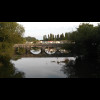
[18,22,99,40]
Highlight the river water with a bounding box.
[11,57,75,78]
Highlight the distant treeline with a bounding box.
[43,33,70,41]
[24,36,38,42]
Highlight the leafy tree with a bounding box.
[48,34,50,41]
[53,34,54,40]
[57,34,60,40]
[0,22,24,43]
[62,23,100,78]
[54,35,57,41]
[65,32,70,40]
[50,33,53,40]
[60,33,65,40]
[25,36,37,42]
[0,22,25,61]
[16,47,26,55]
[43,35,47,41]
[64,23,100,60]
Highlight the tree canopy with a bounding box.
[0,22,25,43]
[64,23,100,61]
[25,36,37,42]
[0,22,25,60]
[62,23,100,78]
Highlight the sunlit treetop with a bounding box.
[0,22,25,59]
[0,22,25,43]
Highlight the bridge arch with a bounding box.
[14,43,69,55]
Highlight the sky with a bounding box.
[18,22,99,40]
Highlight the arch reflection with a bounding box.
[30,47,41,54]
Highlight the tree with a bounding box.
[0,22,25,61]
[62,23,100,78]
[65,32,69,40]
[0,22,24,43]
[50,33,53,40]
[48,34,50,41]
[57,34,59,40]
[64,23,100,60]
[16,47,26,55]
[43,35,47,41]
[60,33,65,40]
[54,35,57,41]
[25,36,37,42]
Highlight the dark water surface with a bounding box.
[11,57,75,78]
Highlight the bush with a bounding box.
[16,47,26,55]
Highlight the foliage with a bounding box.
[61,57,100,78]
[61,23,100,78]
[64,23,100,60]
[11,55,22,61]
[25,36,37,42]
[16,47,26,55]
[0,22,25,43]
[0,22,25,61]
[43,33,67,41]
[65,32,68,40]
[57,34,60,40]
[43,35,47,41]
[60,33,65,40]
[31,47,39,50]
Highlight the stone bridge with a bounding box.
[13,43,67,55]
[14,43,64,50]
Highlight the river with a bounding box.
[11,57,75,78]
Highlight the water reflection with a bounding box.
[61,60,76,78]
[11,57,68,78]
[0,60,25,78]
[45,49,56,54]
[59,49,68,53]
[30,49,41,54]
[30,47,41,54]
[1,56,100,78]
[61,57,100,78]
[30,48,68,55]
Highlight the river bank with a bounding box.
[12,53,75,58]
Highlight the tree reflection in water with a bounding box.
[61,57,100,78]
[61,59,76,78]
[0,60,25,78]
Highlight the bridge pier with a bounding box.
[41,47,46,54]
